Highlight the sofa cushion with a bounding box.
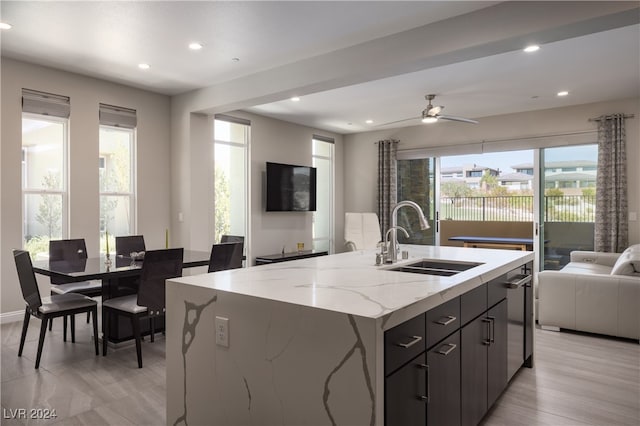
[611,250,640,276]
[562,262,612,275]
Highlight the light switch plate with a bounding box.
[629,212,638,222]
[215,316,229,347]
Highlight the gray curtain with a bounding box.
[595,114,628,252]
[377,139,399,235]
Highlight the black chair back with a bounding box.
[13,250,43,311]
[220,235,244,244]
[136,248,183,315]
[115,235,146,256]
[208,242,243,273]
[49,239,88,284]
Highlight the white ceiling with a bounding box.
[1,1,639,134]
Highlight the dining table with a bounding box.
[32,249,210,343]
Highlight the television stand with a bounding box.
[255,250,328,265]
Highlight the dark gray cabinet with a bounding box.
[385,261,531,426]
[385,353,427,426]
[461,298,508,426]
[427,331,461,426]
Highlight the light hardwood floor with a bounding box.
[1,319,638,425]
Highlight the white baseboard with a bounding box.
[1,310,24,324]
[540,325,560,332]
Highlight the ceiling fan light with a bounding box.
[421,116,438,124]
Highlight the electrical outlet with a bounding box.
[215,316,229,347]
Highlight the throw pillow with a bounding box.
[611,250,640,276]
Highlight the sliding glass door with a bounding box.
[538,145,598,270]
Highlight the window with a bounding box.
[99,104,136,251]
[22,89,70,259]
[214,115,249,245]
[312,136,334,252]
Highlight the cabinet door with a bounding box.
[385,353,427,426]
[487,299,508,408]
[461,316,489,426]
[427,332,461,426]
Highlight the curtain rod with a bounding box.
[588,114,635,122]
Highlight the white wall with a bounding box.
[343,97,640,245]
[169,102,344,263]
[1,58,171,315]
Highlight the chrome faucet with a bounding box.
[384,226,409,263]
[388,200,430,263]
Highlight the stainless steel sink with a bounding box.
[390,259,484,276]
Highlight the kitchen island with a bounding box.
[166,245,534,426]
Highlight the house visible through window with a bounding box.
[99,104,136,252]
[21,89,70,259]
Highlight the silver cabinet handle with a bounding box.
[437,343,457,356]
[397,335,423,348]
[487,316,495,343]
[505,274,532,289]
[418,363,430,403]
[435,315,457,326]
[482,318,491,345]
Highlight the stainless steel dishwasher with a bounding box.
[505,271,532,381]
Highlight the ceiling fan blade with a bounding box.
[375,116,420,127]
[437,114,479,124]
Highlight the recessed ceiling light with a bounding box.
[524,45,540,53]
[138,63,150,70]
[421,117,438,124]
[290,97,300,102]
[557,91,569,97]
[0,22,12,30]
[188,42,203,50]
[365,119,373,124]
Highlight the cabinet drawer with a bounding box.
[460,283,487,326]
[426,297,460,349]
[385,313,426,374]
[488,273,508,308]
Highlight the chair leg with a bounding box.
[70,314,76,343]
[18,309,30,357]
[86,311,90,324]
[63,315,67,342]
[48,318,53,331]
[92,308,99,356]
[35,317,48,369]
[131,316,143,368]
[150,317,155,343]
[102,309,109,356]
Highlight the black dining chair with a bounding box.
[49,239,102,297]
[102,248,183,368]
[48,239,102,330]
[220,235,245,264]
[115,235,146,257]
[208,242,243,272]
[14,249,99,369]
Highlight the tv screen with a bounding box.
[266,162,317,211]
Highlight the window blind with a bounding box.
[22,88,70,118]
[312,134,335,144]
[214,114,251,126]
[99,103,137,129]
[397,130,597,160]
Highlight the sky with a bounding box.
[441,145,598,174]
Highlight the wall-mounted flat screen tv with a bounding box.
[266,162,317,211]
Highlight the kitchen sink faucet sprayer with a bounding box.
[388,200,430,263]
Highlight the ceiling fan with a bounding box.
[379,94,479,126]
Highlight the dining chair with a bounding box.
[220,235,245,264]
[115,235,146,257]
[14,249,99,369]
[208,242,243,272]
[102,248,183,368]
[48,239,102,330]
[49,239,102,297]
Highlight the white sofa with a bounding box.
[538,245,640,341]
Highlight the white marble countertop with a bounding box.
[170,245,534,329]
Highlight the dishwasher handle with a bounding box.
[504,274,532,289]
